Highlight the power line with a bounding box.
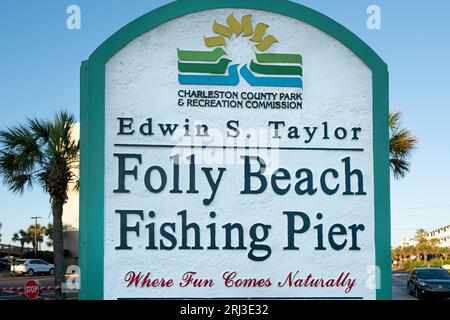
[391,228,425,230]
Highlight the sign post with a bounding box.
[80,0,390,300]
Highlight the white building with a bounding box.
[62,123,79,264]
[400,224,450,248]
[428,225,450,247]
[63,123,80,230]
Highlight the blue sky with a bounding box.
[0,0,449,247]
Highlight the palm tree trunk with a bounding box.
[52,198,66,299]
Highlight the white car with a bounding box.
[11,259,54,276]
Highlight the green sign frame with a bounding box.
[79,0,391,300]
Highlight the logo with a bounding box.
[178,14,303,88]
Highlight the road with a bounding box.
[392,271,416,300]
[0,272,78,300]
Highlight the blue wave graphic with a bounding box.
[240,64,303,88]
[178,64,240,86]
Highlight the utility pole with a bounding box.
[30,216,42,258]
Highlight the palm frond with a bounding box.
[389,110,402,131]
[0,150,38,194]
[73,178,79,192]
[27,117,51,141]
[390,158,410,179]
[389,110,418,179]
[0,111,80,200]
[390,128,418,158]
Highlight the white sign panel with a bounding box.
[79,2,390,301]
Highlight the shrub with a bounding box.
[22,249,71,263]
[402,259,450,270]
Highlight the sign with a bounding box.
[24,280,40,299]
[80,0,391,300]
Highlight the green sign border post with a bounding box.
[79,0,391,300]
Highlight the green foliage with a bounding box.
[23,250,54,263]
[12,224,49,253]
[389,110,418,179]
[44,223,74,247]
[12,229,32,254]
[0,111,79,292]
[22,249,71,263]
[403,259,450,270]
[27,224,46,249]
[0,111,79,201]
[45,223,53,247]
[392,229,450,270]
[11,222,75,251]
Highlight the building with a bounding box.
[400,224,450,248]
[428,225,450,247]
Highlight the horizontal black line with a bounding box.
[114,143,364,152]
[118,297,364,300]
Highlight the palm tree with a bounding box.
[45,223,53,247]
[45,223,74,247]
[0,222,2,243]
[391,247,401,268]
[389,110,418,179]
[407,245,416,260]
[437,247,450,261]
[27,224,46,252]
[415,228,427,238]
[416,234,433,263]
[0,111,79,298]
[428,238,440,259]
[12,229,32,257]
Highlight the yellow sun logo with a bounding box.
[204,14,278,52]
[177,13,302,88]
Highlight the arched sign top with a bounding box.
[88,0,387,72]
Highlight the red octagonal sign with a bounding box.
[24,280,40,299]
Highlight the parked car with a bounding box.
[0,258,11,271]
[10,259,54,276]
[407,267,450,299]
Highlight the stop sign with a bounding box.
[24,280,40,299]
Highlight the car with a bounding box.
[407,267,450,299]
[0,258,11,271]
[10,259,54,276]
